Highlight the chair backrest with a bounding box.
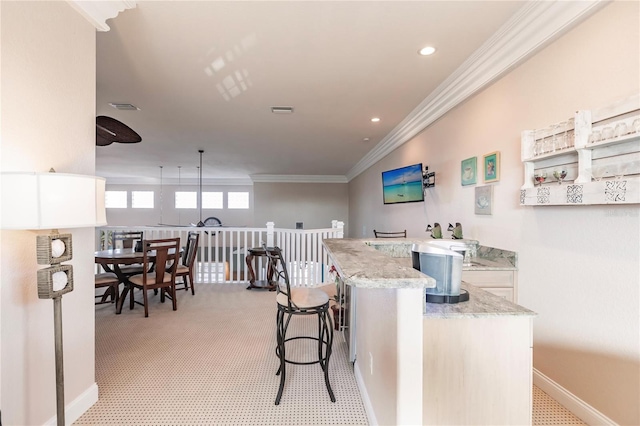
[373,229,407,238]
[112,231,144,249]
[263,245,294,308]
[141,238,180,284]
[182,232,200,268]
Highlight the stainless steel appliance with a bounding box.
[412,241,469,304]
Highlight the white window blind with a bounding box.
[175,191,197,209]
[105,191,127,208]
[228,191,249,209]
[132,191,154,208]
[202,192,223,209]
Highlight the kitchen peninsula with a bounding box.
[323,238,536,426]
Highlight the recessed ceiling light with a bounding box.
[109,102,140,111]
[271,106,294,114]
[419,46,436,56]
[363,137,370,142]
[371,117,380,122]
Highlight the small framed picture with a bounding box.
[483,151,500,183]
[461,157,477,186]
[475,185,493,215]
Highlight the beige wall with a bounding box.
[105,183,255,227]
[349,2,639,424]
[1,2,97,424]
[105,181,348,231]
[253,182,349,230]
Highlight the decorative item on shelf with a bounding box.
[422,165,436,188]
[553,170,567,185]
[483,151,500,183]
[633,118,640,133]
[534,172,547,186]
[426,223,442,239]
[0,170,107,426]
[447,223,463,239]
[460,157,477,186]
[474,185,493,215]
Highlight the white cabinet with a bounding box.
[520,94,640,206]
[423,315,533,425]
[462,270,516,303]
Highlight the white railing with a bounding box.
[96,220,344,287]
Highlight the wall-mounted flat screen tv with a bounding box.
[382,163,424,204]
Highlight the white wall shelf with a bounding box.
[520,94,640,206]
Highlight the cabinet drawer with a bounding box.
[482,287,514,302]
[462,270,513,287]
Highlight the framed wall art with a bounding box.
[483,151,500,183]
[474,185,493,215]
[461,157,477,186]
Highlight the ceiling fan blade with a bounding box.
[96,116,142,145]
[96,134,114,146]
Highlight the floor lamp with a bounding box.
[1,171,106,426]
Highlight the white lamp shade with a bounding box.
[1,172,107,230]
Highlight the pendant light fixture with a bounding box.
[197,150,204,226]
[159,165,163,225]
[177,166,182,226]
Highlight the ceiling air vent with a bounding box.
[271,106,294,114]
[109,103,140,111]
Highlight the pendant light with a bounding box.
[197,149,204,226]
[159,165,163,225]
[177,166,182,226]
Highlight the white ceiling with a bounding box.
[93,1,578,184]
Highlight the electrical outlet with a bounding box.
[369,352,373,375]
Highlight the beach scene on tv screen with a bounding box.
[382,164,423,204]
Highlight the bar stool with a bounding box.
[264,246,335,405]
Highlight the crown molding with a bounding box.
[68,0,137,31]
[250,175,348,184]
[104,177,254,186]
[346,0,608,181]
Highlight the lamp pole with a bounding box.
[53,296,65,426]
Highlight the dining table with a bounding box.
[95,247,181,314]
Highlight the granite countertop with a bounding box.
[322,238,437,289]
[423,283,535,318]
[323,238,533,318]
[365,238,518,271]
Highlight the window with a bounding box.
[105,191,127,208]
[202,192,223,209]
[132,191,154,208]
[228,191,249,209]
[175,191,197,209]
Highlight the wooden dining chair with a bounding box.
[128,238,180,317]
[95,272,120,305]
[373,229,407,238]
[112,230,145,276]
[174,231,199,295]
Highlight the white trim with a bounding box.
[346,0,608,181]
[68,1,137,31]
[43,382,99,426]
[250,174,348,183]
[533,368,618,426]
[105,177,254,186]
[354,359,378,426]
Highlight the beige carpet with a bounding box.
[78,283,584,425]
[77,284,367,425]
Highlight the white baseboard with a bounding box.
[354,360,378,426]
[533,368,617,426]
[43,382,99,426]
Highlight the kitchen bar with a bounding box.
[323,238,536,425]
